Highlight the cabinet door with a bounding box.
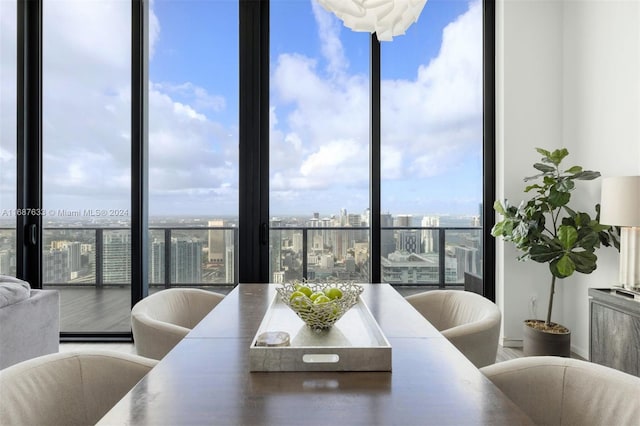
[591,302,640,377]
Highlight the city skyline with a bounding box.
[0,209,481,285]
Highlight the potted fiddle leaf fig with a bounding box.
[492,148,619,356]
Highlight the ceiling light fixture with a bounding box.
[317,0,428,42]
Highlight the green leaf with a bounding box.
[524,173,546,182]
[530,244,562,263]
[553,254,576,277]
[555,179,574,192]
[493,200,506,215]
[563,206,577,217]
[564,166,582,174]
[491,222,504,236]
[572,170,601,180]
[558,225,578,249]
[533,163,555,173]
[549,148,569,165]
[535,147,551,158]
[569,251,597,274]
[548,189,571,207]
[576,229,600,250]
[590,221,609,233]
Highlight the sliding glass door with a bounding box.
[269,0,370,283]
[380,0,484,287]
[148,0,239,291]
[7,0,492,337]
[42,0,132,333]
[0,0,17,277]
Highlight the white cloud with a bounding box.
[310,0,348,77]
[0,1,238,214]
[154,82,226,113]
[1,0,483,216]
[270,0,483,213]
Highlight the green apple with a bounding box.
[290,295,311,312]
[323,287,343,300]
[289,290,306,301]
[296,285,313,298]
[313,295,331,304]
[309,291,324,301]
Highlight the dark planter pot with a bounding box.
[523,319,571,357]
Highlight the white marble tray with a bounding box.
[249,293,392,372]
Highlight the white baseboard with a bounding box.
[570,344,588,360]
[500,338,523,348]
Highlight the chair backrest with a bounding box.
[406,290,499,331]
[481,356,640,426]
[131,288,225,360]
[405,290,501,367]
[133,288,224,329]
[0,351,157,426]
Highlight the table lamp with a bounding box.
[600,176,640,291]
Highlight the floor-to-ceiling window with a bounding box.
[380,0,484,287]
[41,0,132,333]
[267,0,487,288]
[148,0,239,291]
[269,0,370,283]
[6,0,493,338]
[0,0,17,277]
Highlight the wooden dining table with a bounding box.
[97,284,533,425]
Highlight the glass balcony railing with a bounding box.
[0,226,481,288]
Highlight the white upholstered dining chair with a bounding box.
[405,289,501,368]
[0,351,157,426]
[131,287,225,360]
[481,356,640,426]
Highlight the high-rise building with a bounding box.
[50,240,81,273]
[270,219,282,280]
[150,238,165,284]
[380,213,395,258]
[207,220,224,263]
[361,208,370,227]
[321,217,332,248]
[455,246,479,282]
[339,208,347,226]
[224,228,235,284]
[173,238,203,284]
[396,230,419,253]
[347,214,361,227]
[381,252,457,284]
[421,216,440,253]
[63,242,82,273]
[319,254,334,269]
[394,214,412,227]
[292,232,303,253]
[151,237,203,284]
[43,249,70,283]
[103,232,131,283]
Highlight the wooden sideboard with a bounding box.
[589,288,640,377]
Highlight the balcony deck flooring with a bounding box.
[53,286,234,333]
[53,284,458,333]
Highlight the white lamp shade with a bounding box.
[317,0,428,42]
[600,176,640,227]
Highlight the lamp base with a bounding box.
[619,227,640,291]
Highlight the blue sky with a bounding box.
[0,0,482,220]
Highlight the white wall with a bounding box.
[496,0,640,356]
[561,0,640,357]
[496,0,565,346]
